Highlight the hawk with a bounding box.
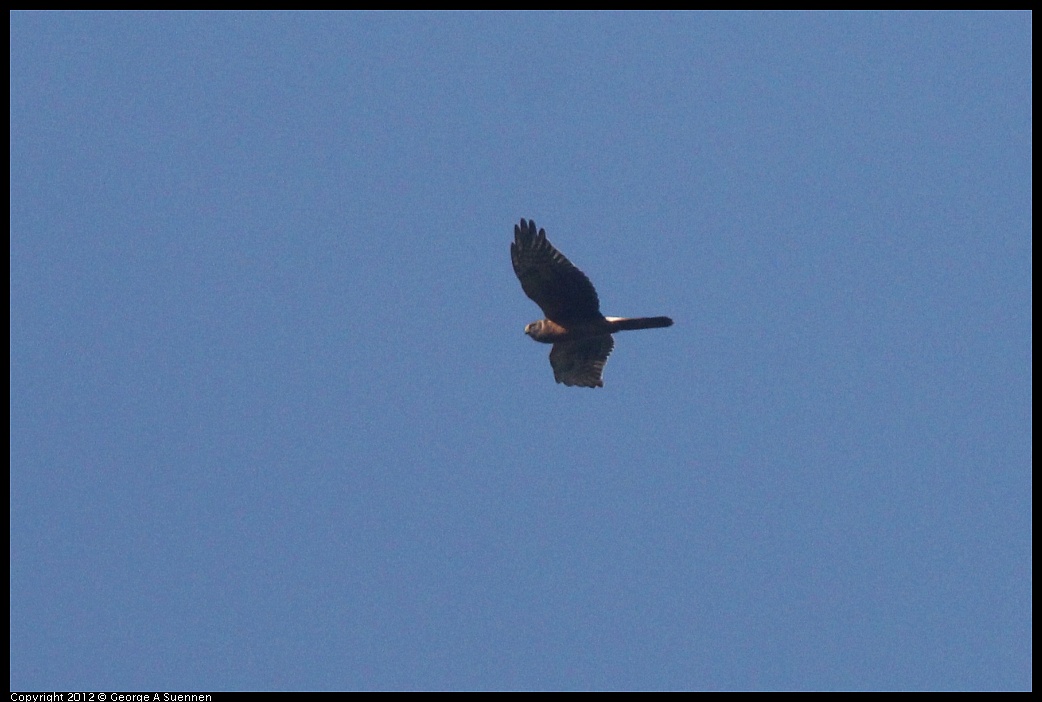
[511,218,673,388]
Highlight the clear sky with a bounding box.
[10,11,1031,691]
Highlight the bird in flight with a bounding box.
[511,218,673,388]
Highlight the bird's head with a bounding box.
[524,320,558,344]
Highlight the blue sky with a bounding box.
[10,11,1031,691]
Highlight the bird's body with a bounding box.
[510,218,673,387]
[523,317,674,344]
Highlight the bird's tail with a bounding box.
[605,316,674,332]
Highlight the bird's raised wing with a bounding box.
[511,218,602,325]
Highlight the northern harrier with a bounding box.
[511,218,673,388]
